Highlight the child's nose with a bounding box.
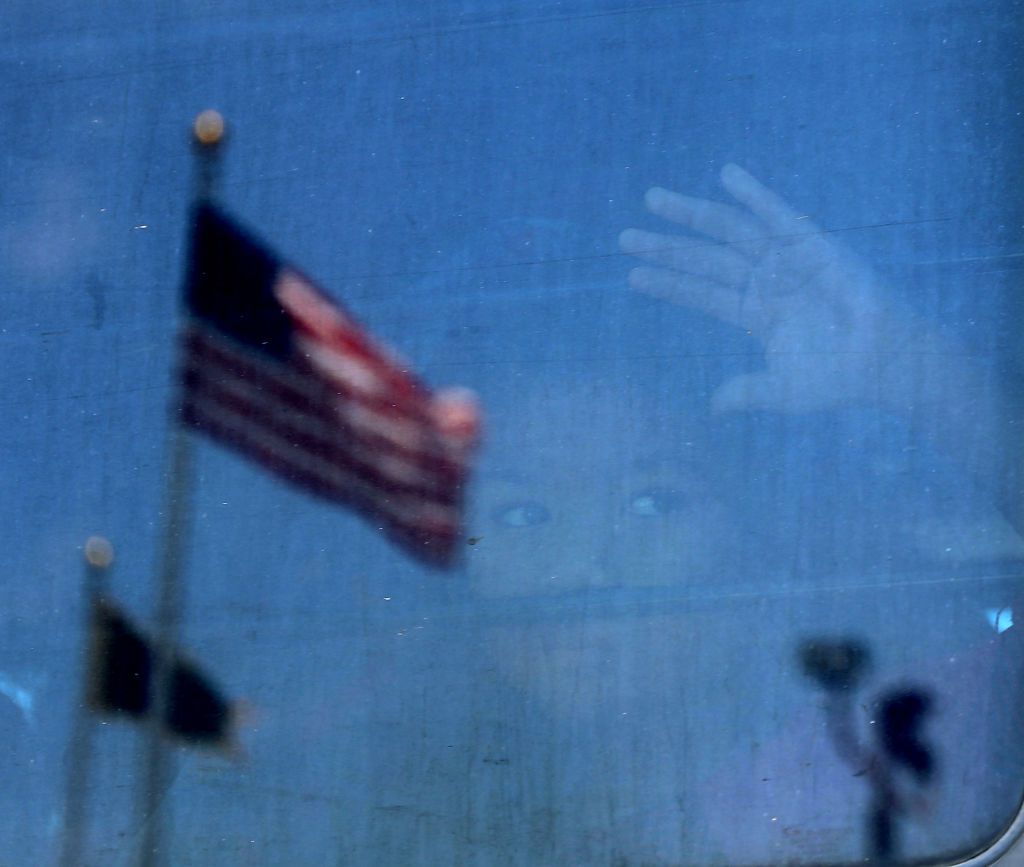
[554,515,621,589]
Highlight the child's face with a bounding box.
[466,371,738,601]
[458,373,784,863]
[463,370,745,721]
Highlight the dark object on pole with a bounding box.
[877,688,935,782]
[88,598,233,748]
[798,636,937,864]
[798,637,871,691]
[866,688,936,863]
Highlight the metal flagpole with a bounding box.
[58,535,115,867]
[137,110,226,867]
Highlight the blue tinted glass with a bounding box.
[4,2,1024,864]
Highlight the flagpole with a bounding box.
[137,110,226,867]
[58,536,115,867]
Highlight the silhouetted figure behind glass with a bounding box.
[800,639,936,864]
[868,689,936,863]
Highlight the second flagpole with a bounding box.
[58,536,115,867]
[137,110,226,867]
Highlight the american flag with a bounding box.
[180,204,480,567]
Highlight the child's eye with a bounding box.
[493,502,551,528]
[628,489,689,517]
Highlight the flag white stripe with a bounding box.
[186,355,450,493]
[186,323,453,463]
[301,338,387,398]
[185,390,459,531]
[277,270,410,395]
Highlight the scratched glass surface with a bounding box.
[3,2,1024,865]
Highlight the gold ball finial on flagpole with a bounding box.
[193,109,226,147]
[84,536,114,569]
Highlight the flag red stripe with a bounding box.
[275,270,425,401]
[185,398,457,566]
[183,362,460,505]
[184,349,457,488]
[182,391,460,535]
[183,323,434,427]
[183,325,461,474]
[295,321,421,400]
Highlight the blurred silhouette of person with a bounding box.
[800,638,936,864]
[870,689,936,860]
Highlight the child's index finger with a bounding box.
[645,186,766,253]
[720,163,817,237]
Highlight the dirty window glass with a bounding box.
[4,2,1024,864]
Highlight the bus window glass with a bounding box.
[3,1,1024,863]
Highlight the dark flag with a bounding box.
[180,204,481,567]
[87,598,235,751]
